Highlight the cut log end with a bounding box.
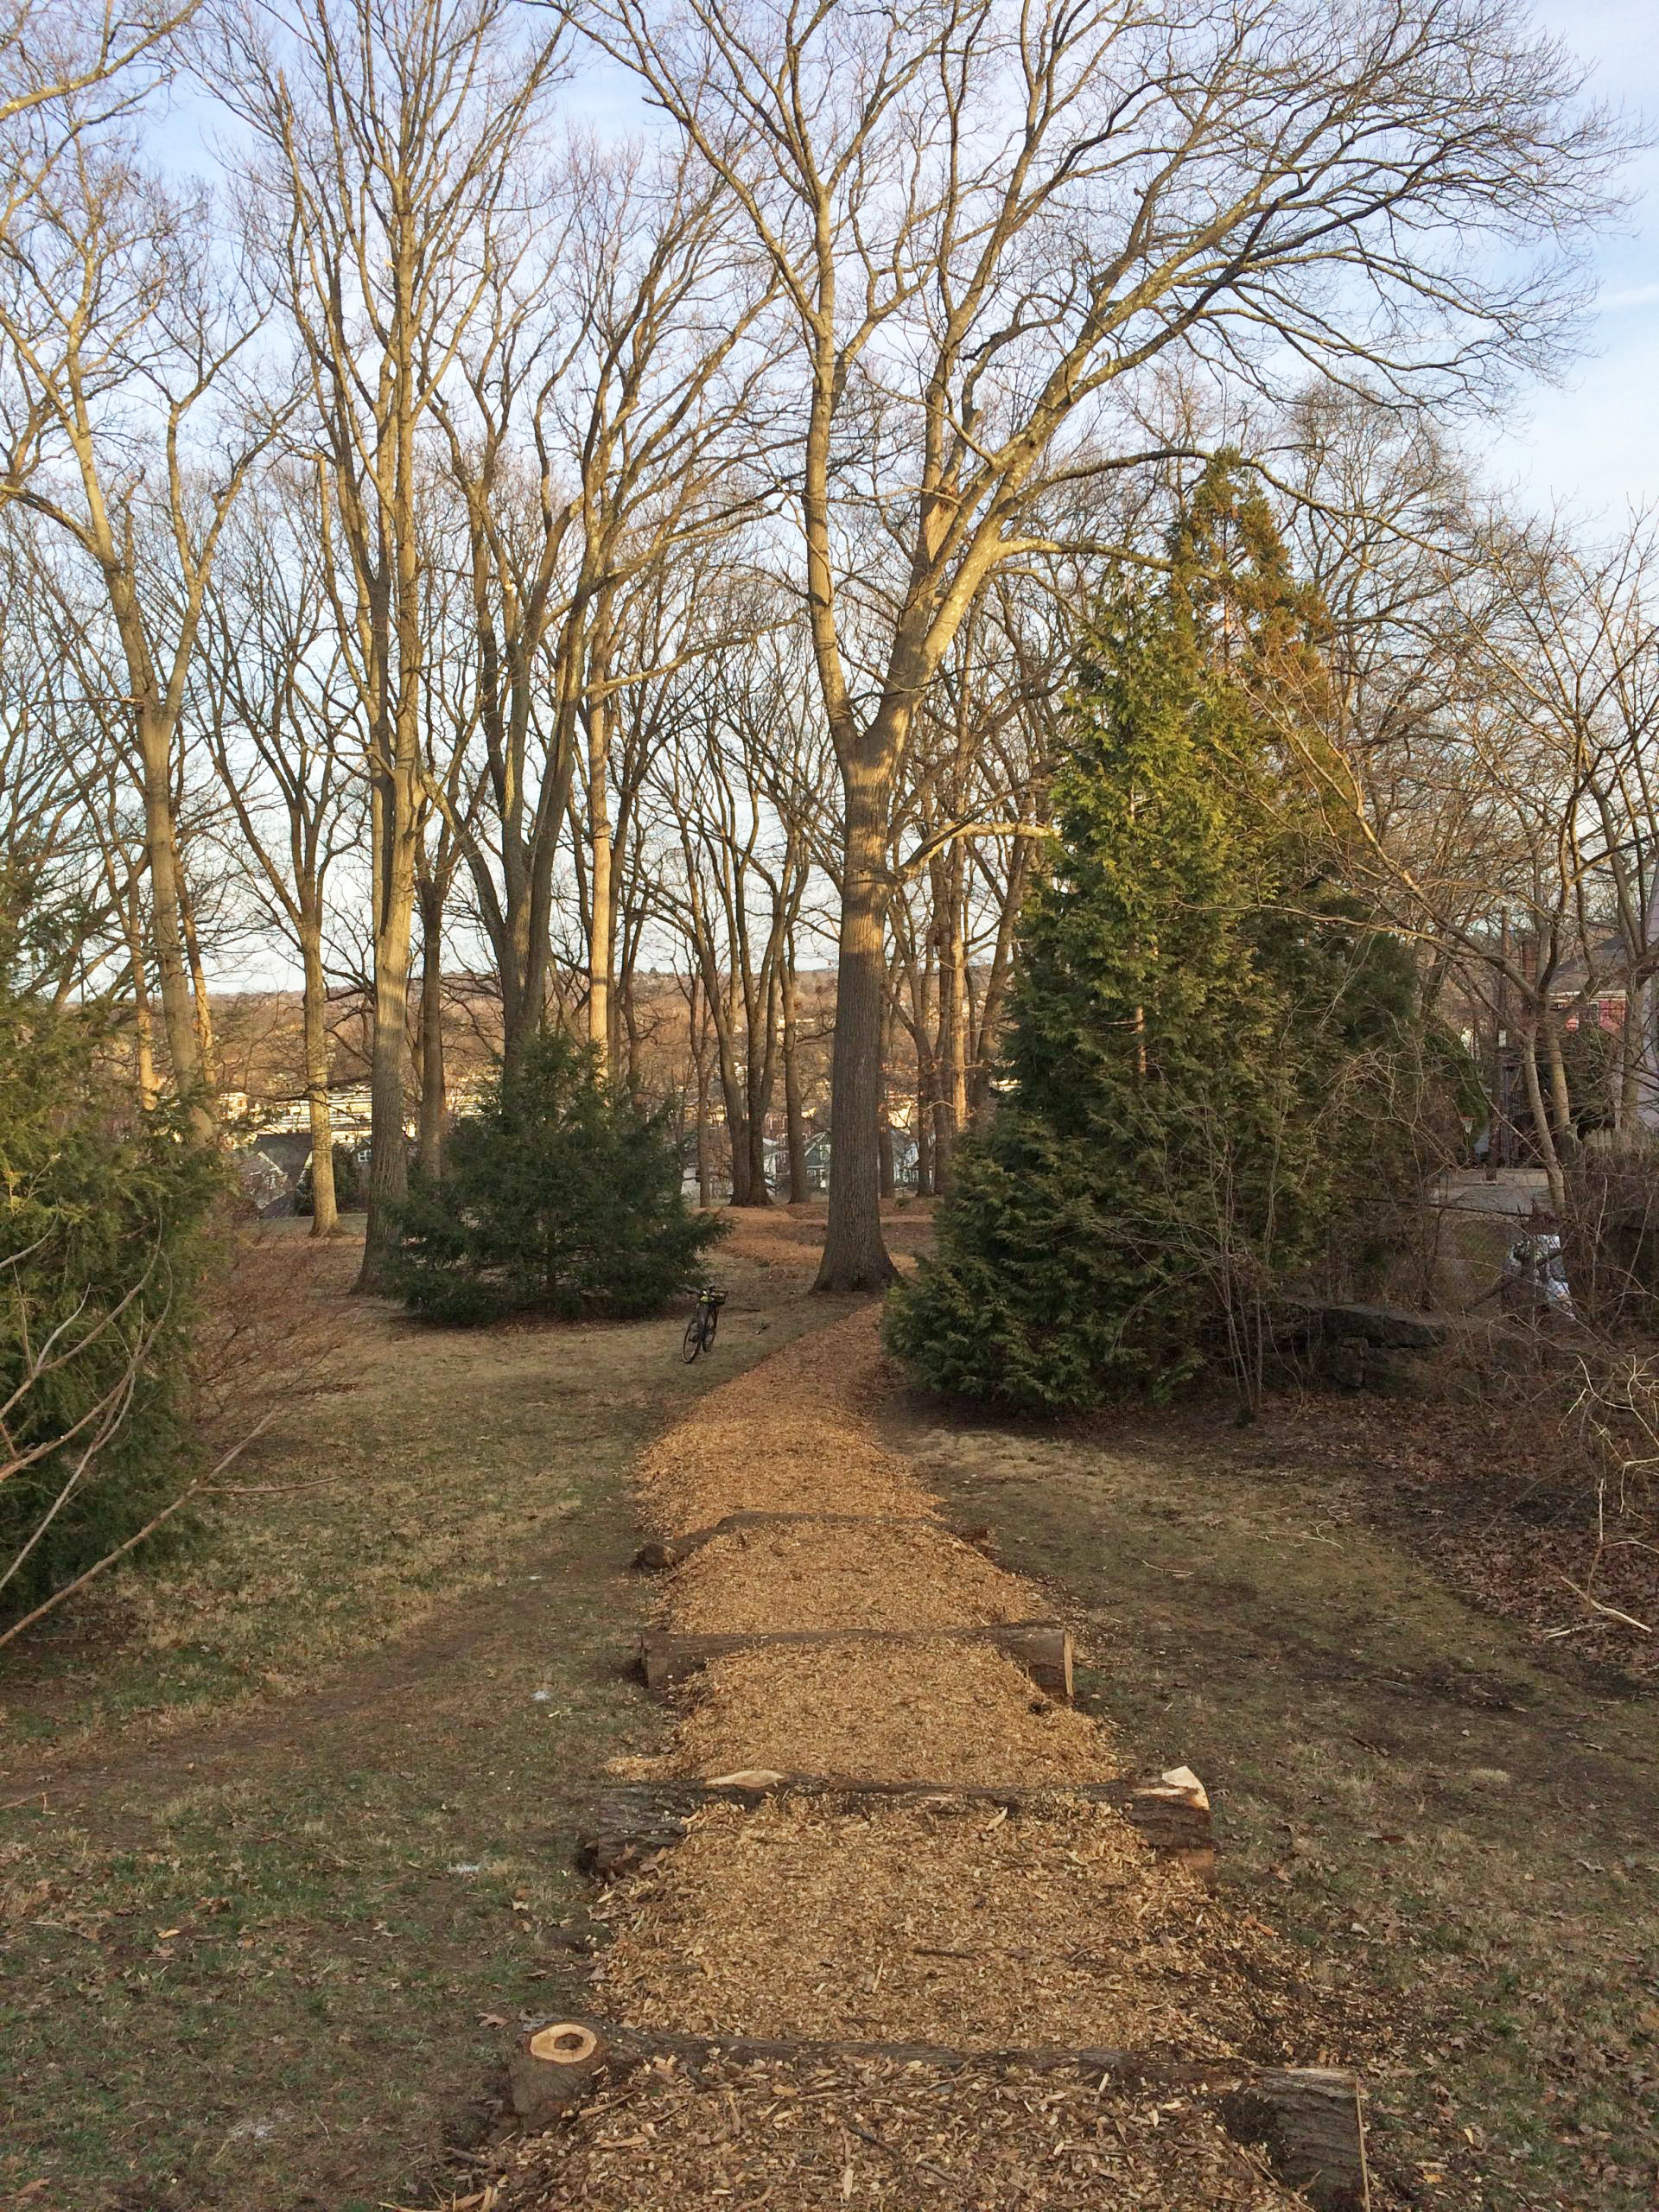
[509,2020,612,2131]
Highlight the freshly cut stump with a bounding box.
[668,1518,1033,1635]
[590,1798,1302,2058]
[494,2048,1322,2211]
[669,1636,1116,1783]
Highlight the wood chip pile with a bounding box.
[590,1796,1305,2056]
[492,2050,1309,2209]
[501,1307,1357,2209]
[669,1635,1115,1783]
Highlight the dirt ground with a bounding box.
[3,1196,1656,2211]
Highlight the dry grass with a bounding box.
[661,1636,1117,1783]
[493,2050,1308,2210]
[588,1796,1304,2060]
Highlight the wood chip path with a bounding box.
[496,1307,1364,2209]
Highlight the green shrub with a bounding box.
[0,992,221,1622]
[387,1032,724,1325]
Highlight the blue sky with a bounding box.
[1493,0,1659,517]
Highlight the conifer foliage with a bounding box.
[885,459,1425,1412]
[389,1032,724,1325]
[0,987,220,1620]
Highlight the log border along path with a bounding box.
[505,1306,1371,2211]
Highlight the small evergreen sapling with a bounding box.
[388,1032,725,1324]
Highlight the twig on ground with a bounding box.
[1555,1572,1652,1636]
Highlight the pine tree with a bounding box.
[885,458,1421,1412]
[388,1031,726,1325]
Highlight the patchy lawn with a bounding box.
[884,1382,1659,2212]
[0,1212,848,2212]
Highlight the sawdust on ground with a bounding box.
[635,1317,930,1535]
[663,1635,1116,1783]
[495,2051,1307,2210]
[501,1297,1342,2209]
[669,1519,1035,1635]
[589,1796,1305,2061]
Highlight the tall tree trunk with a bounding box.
[178,868,219,1088]
[357,721,421,1292]
[136,710,212,1138]
[124,896,160,1112]
[416,879,446,1179]
[587,706,613,1071]
[936,855,968,1192]
[1541,1013,1575,1161]
[815,779,896,1288]
[1519,1020,1567,1212]
[782,943,809,1205]
[300,915,338,1236]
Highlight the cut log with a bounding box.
[637,1620,1073,1700]
[1221,2065,1371,2210]
[632,1510,992,1573]
[506,2016,1368,2209]
[578,1771,1215,1884]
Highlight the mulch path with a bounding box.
[495,1308,1351,2209]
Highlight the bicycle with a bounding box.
[681,1282,727,1363]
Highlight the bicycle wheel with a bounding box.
[702,1302,720,1352]
[682,1307,705,1363]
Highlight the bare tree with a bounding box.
[431,134,775,1071]
[198,462,362,1231]
[587,0,1630,1287]
[0,130,277,1131]
[213,0,569,1287]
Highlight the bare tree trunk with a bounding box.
[816,783,897,1288]
[587,704,613,1071]
[1541,1012,1574,1160]
[914,1084,932,1198]
[416,878,446,1179]
[136,714,212,1136]
[126,910,161,1112]
[178,866,219,1089]
[782,942,809,1204]
[300,915,338,1236]
[359,738,420,1289]
[1518,1020,1567,1212]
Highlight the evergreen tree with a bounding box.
[0,982,220,1618]
[388,1031,725,1325]
[886,458,1425,1412]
